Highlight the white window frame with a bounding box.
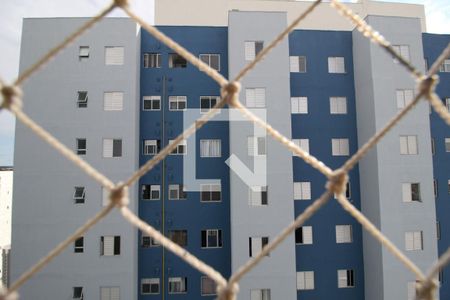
[245,41,264,61]
[330,97,347,114]
[104,92,124,111]
[248,136,266,156]
[295,226,313,245]
[105,46,124,65]
[291,97,308,114]
[396,89,414,109]
[76,138,87,155]
[248,186,268,206]
[168,277,187,294]
[297,271,315,290]
[100,286,120,300]
[168,184,186,200]
[332,138,350,156]
[338,269,355,288]
[400,135,418,155]
[249,236,269,257]
[73,186,86,204]
[407,281,417,300]
[440,59,450,72]
[328,56,345,73]
[79,46,89,61]
[200,96,220,113]
[245,88,266,108]
[405,231,423,251]
[336,225,353,243]
[77,91,88,108]
[392,45,411,62]
[141,278,160,295]
[143,96,161,111]
[199,54,220,71]
[100,235,120,256]
[402,183,421,202]
[201,229,223,248]
[169,96,187,111]
[292,139,309,155]
[200,183,221,202]
[250,289,271,300]
[141,184,160,200]
[103,138,122,158]
[169,139,187,155]
[102,187,109,207]
[143,53,161,68]
[143,139,159,155]
[294,182,311,200]
[289,56,307,73]
[200,139,222,158]
[201,276,217,296]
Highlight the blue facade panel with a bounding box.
[423,32,450,300]
[289,30,365,300]
[139,26,230,300]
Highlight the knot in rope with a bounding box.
[1,85,23,110]
[217,282,239,300]
[326,169,348,196]
[113,0,129,8]
[416,279,438,300]
[418,75,438,98]
[221,82,241,106]
[109,184,129,207]
[0,286,18,300]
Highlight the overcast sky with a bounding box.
[0,0,449,166]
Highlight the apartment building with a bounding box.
[11,1,450,299]
[0,166,13,287]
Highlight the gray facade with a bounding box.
[12,18,139,299]
[228,11,297,300]
[353,16,438,300]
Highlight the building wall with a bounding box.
[12,18,139,299]
[0,168,13,287]
[228,11,297,300]
[139,26,231,299]
[354,16,438,300]
[423,32,450,300]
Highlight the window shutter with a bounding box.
[402,183,412,202]
[298,56,306,72]
[250,289,261,300]
[305,271,314,289]
[303,226,313,244]
[298,97,308,114]
[413,232,422,250]
[248,137,255,156]
[103,139,113,157]
[338,97,347,113]
[102,187,109,206]
[246,89,256,107]
[105,47,124,65]
[341,139,349,155]
[338,270,347,288]
[300,139,309,154]
[251,237,261,257]
[200,140,209,157]
[104,92,123,111]
[301,182,311,200]
[404,90,414,105]
[336,225,344,243]
[407,136,418,154]
[297,272,305,290]
[400,136,408,154]
[100,287,110,300]
[291,97,299,114]
[405,232,414,250]
[255,88,266,107]
[328,57,335,73]
[103,236,114,255]
[245,42,255,61]
[290,56,299,72]
[336,57,345,73]
[294,182,302,199]
[110,287,120,300]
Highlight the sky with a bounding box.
[0,0,449,166]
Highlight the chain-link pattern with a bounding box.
[0,0,449,299]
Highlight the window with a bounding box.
[200,54,220,71]
[168,230,187,247]
[440,59,450,72]
[291,97,308,114]
[201,184,221,202]
[328,57,345,73]
[297,271,314,290]
[143,96,161,111]
[169,139,187,155]
[446,138,450,152]
[245,41,264,61]
[400,135,418,155]
[169,96,187,111]
[392,45,411,61]
[293,139,309,154]
[141,233,161,248]
[294,182,311,200]
[76,138,87,155]
[143,53,161,68]
[73,287,83,299]
[448,179,450,194]
[446,98,450,112]
[290,56,306,73]
[143,140,160,155]
[168,184,187,200]
[105,46,124,65]
[249,186,268,206]
[433,179,438,198]
[407,281,417,300]
[245,88,266,108]
[431,138,436,155]
[168,277,187,294]
[79,46,89,61]
[200,139,221,157]
[73,186,85,204]
[100,287,120,300]
[169,53,187,68]
[332,138,350,156]
[100,236,120,256]
[102,187,109,206]
[402,183,421,202]
[330,97,347,114]
[103,139,122,158]
[201,276,217,296]
[104,92,124,111]
[295,226,313,245]
[336,225,352,243]
[201,229,223,248]
[250,289,271,300]
[141,278,160,295]
[338,269,355,288]
[74,237,84,253]
[405,231,423,251]
[249,237,269,257]
[248,136,266,156]
[141,184,160,200]
[396,89,414,109]
[200,96,219,113]
[77,91,88,108]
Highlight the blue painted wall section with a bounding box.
[423,32,450,300]
[289,30,365,300]
[139,26,230,299]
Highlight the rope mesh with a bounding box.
[1,0,449,299]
